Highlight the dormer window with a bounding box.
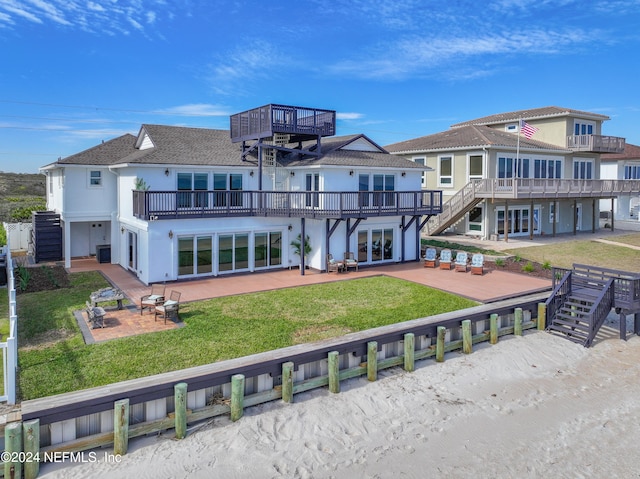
[505,123,518,133]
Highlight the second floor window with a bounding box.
[438,156,452,186]
[178,172,208,208]
[573,159,593,179]
[533,159,562,179]
[359,173,395,207]
[305,173,319,207]
[625,165,640,179]
[89,170,102,187]
[574,121,594,136]
[413,157,426,186]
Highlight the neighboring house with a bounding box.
[600,143,640,222]
[386,106,635,241]
[40,104,439,285]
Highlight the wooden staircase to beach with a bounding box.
[544,264,640,347]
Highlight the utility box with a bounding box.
[96,245,111,263]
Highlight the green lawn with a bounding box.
[17,273,477,400]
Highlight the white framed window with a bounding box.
[413,157,427,186]
[573,158,594,179]
[533,158,562,179]
[574,121,594,136]
[438,155,453,186]
[549,203,559,224]
[624,164,640,179]
[505,123,518,133]
[468,154,483,180]
[89,170,102,187]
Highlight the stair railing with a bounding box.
[584,278,615,347]
[425,180,481,235]
[545,270,572,329]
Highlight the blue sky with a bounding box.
[1,0,639,173]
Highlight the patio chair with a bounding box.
[455,251,468,272]
[140,284,166,315]
[155,291,181,324]
[327,253,343,273]
[439,249,452,270]
[471,253,484,275]
[423,247,437,268]
[343,252,359,272]
[85,301,105,329]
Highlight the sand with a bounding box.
[39,320,640,479]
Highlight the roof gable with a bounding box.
[452,106,610,128]
[385,125,567,154]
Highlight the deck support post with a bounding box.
[490,313,499,344]
[282,362,294,403]
[367,341,378,381]
[514,308,523,336]
[23,419,40,479]
[537,303,546,330]
[462,320,472,354]
[436,326,446,362]
[174,382,187,439]
[114,398,129,456]
[328,351,340,393]
[404,333,415,371]
[4,422,22,479]
[231,374,245,421]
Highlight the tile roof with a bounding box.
[601,143,640,161]
[451,106,610,127]
[385,125,569,154]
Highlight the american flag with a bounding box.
[520,119,539,139]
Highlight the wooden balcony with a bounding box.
[472,178,640,200]
[230,104,336,143]
[567,134,625,153]
[133,190,442,221]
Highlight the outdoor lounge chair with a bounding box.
[327,253,343,273]
[455,251,468,272]
[471,253,484,275]
[155,291,181,324]
[423,247,437,268]
[140,283,165,315]
[439,249,452,270]
[343,252,359,272]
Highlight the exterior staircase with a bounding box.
[424,181,482,236]
[263,134,290,190]
[545,265,616,347]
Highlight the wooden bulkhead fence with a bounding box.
[8,293,548,478]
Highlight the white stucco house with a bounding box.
[40,104,440,285]
[600,143,640,222]
[386,106,637,241]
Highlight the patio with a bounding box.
[67,258,553,342]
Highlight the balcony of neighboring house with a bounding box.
[567,134,625,153]
[472,178,640,200]
[133,189,442,221]
[230,104,336,143]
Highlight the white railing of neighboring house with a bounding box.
[1,224,18,404]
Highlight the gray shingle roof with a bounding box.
[48,126,427,170]
[451,106,609,128]
[53,134,137,166]
[385,125,569,154]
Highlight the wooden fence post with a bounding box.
[174,382,188,439]
[490,313,499,344]
[282,362,294,403]
[436,326,446,362]
[514,308,523,336]
[404,333,415,372]
[537,302,546,330]
[231,374,245,422]
[23,419,40,479]
[367,341,378,381]
[113,398,129,456]
[328,351,340,393]
[462,320,472,354]
[4,422,22,479]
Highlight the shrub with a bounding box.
[15,265,31,292]
[514,254,522,262]
[495,258,505,267]
[522,261,535,273]
[542,260,552,270]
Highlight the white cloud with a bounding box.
[337,112,364,120]
[156,104,230,117]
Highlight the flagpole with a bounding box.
[515,117,521,180]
